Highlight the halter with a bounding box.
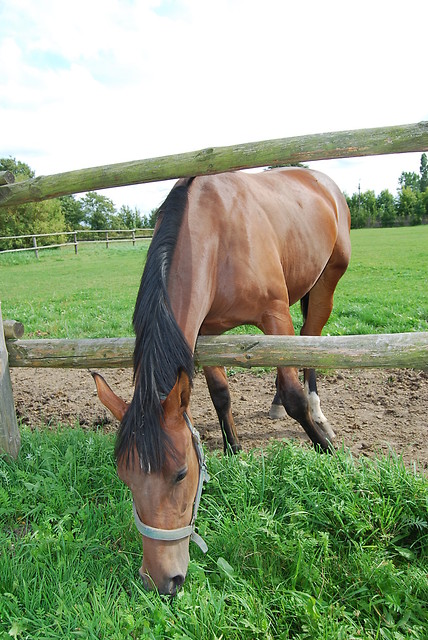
[132,412,210,553]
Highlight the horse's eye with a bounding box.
[175,468,188,483]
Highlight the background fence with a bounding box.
[1,121,428,458]
[0,228,154,257]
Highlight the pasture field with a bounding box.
[1,226,427,338]
[1,429,427,639]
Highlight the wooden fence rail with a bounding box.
[6,332,428,371]
[1,121,427,207]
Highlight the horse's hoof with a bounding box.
[225,443,242,455]
[316,420,336,440]
[269,404,287,420]
[315,440,335,455]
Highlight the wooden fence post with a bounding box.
[3,320,24,340]
[0,305,21,459]
[73,232,78,254]
[32,235,39,259]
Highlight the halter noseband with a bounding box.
[132,412,210,553]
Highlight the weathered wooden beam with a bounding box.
[1,122,427,207]
[194,333,428,369]
[0,306,21,458]
[6,332,428,370]
[0,171,15,186]
[3,320,24,340]
[7,337,134,369]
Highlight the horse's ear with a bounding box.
[91,372,128,421]
[162,371,191,416]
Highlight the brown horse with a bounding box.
[93,167,351,595]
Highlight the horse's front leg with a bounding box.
[269,378,287,420]
[203,366,242,454]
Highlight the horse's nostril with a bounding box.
[139,570,153,591]
[168,574,185,596]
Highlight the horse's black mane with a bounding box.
[115,177,195,471]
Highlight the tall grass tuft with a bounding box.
[1,428,427,639]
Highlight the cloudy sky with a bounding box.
[1,0,427,215]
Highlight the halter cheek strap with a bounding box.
[132,412,210,553]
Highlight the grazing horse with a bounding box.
[93,167,351,595]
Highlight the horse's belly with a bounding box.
[285,259,331,306]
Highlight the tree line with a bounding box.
[1,154,427,249]
[0,158,159,249]
[346,153,428,228]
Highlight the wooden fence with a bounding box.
[0,228,154,257]
[2,314,428,459]
[1,121,428,458]
[1,122,427,207]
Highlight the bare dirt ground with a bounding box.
[10,367,428,471]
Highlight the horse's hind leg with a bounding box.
[203,366,242,454]
[260,304,333,452]
[269,370,332,437]
[303,367,335,440]
[299,261,349,440]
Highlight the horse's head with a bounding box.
[92,372,208,596]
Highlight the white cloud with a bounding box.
[1,0,427,215]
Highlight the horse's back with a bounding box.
[188,168,349,241]
[188,167,350,281]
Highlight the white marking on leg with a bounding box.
[304,381,336,439]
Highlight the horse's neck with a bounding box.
[167,242,216,351]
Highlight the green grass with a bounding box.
[0,243,150,338]
[1,227,427,338]
[329,227,428,335]
[1,429,427,639]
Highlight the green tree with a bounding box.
[346,193,364,228]
[59,195,85,229]
[0,157,66,248]
[0,156,34,179]
[346,190,377,228]
[361,190,377,226]
[396,187,418,221]
[376,190,396,227]
[421,189,428,218]
[114,205,144,229]
[0,199,66,249]
[398,171,420,192]
[80,192,117,230]
[144,207,159,228]
[419,153,428,192]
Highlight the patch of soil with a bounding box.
[10,367,428,471]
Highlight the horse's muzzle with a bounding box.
[139,567,185,596]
